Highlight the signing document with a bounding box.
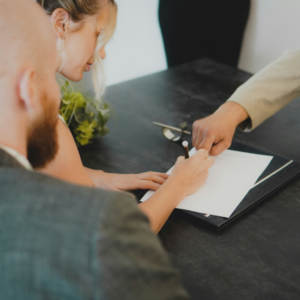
[141,148,273,218]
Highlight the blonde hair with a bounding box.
[37,0,117,102]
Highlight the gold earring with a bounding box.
[57,38,65,52]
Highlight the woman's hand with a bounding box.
[86,169,169,192]
[192,102,249,156]
[139,149,215,233]
[169,149,215,197]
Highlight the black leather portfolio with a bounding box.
[175,142,300,230]
[135,142,300,231]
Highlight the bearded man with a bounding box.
[0,1,189,299]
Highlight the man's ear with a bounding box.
[19,69,35,112]
[51,8,70,39]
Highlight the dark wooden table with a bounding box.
[80,58,300,300]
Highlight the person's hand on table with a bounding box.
[86,169,169,192]
[192,102,249,156]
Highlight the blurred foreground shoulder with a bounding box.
[94,191,190,300]
[0,167,189,300]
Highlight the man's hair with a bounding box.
[36,0,118,102]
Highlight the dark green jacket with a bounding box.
[0,149,189,300]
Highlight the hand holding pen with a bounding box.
[169,147,215,196]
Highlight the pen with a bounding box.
[182,141,190,159]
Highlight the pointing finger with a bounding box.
[195,148,209,160]
[198,135,215,152]
[210,139,232,156]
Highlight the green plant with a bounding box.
[59,81,110,146]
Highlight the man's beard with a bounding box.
[27,95,59,169]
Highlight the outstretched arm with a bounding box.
[193,49,300,155]
[41,119,169,191]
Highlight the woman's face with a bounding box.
[56,5,111,81]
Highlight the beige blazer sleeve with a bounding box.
[227,49,300,131]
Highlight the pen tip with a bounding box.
[182,141,188,147]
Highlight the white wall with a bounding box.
[239,0,300,73]
[107,0,300,84]
[105,0,167,86]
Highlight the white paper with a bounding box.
[141,148,273,218]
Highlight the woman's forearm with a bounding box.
[139,180,186,234]
[85,168,105,184]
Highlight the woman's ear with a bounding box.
[51,8,70,39]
